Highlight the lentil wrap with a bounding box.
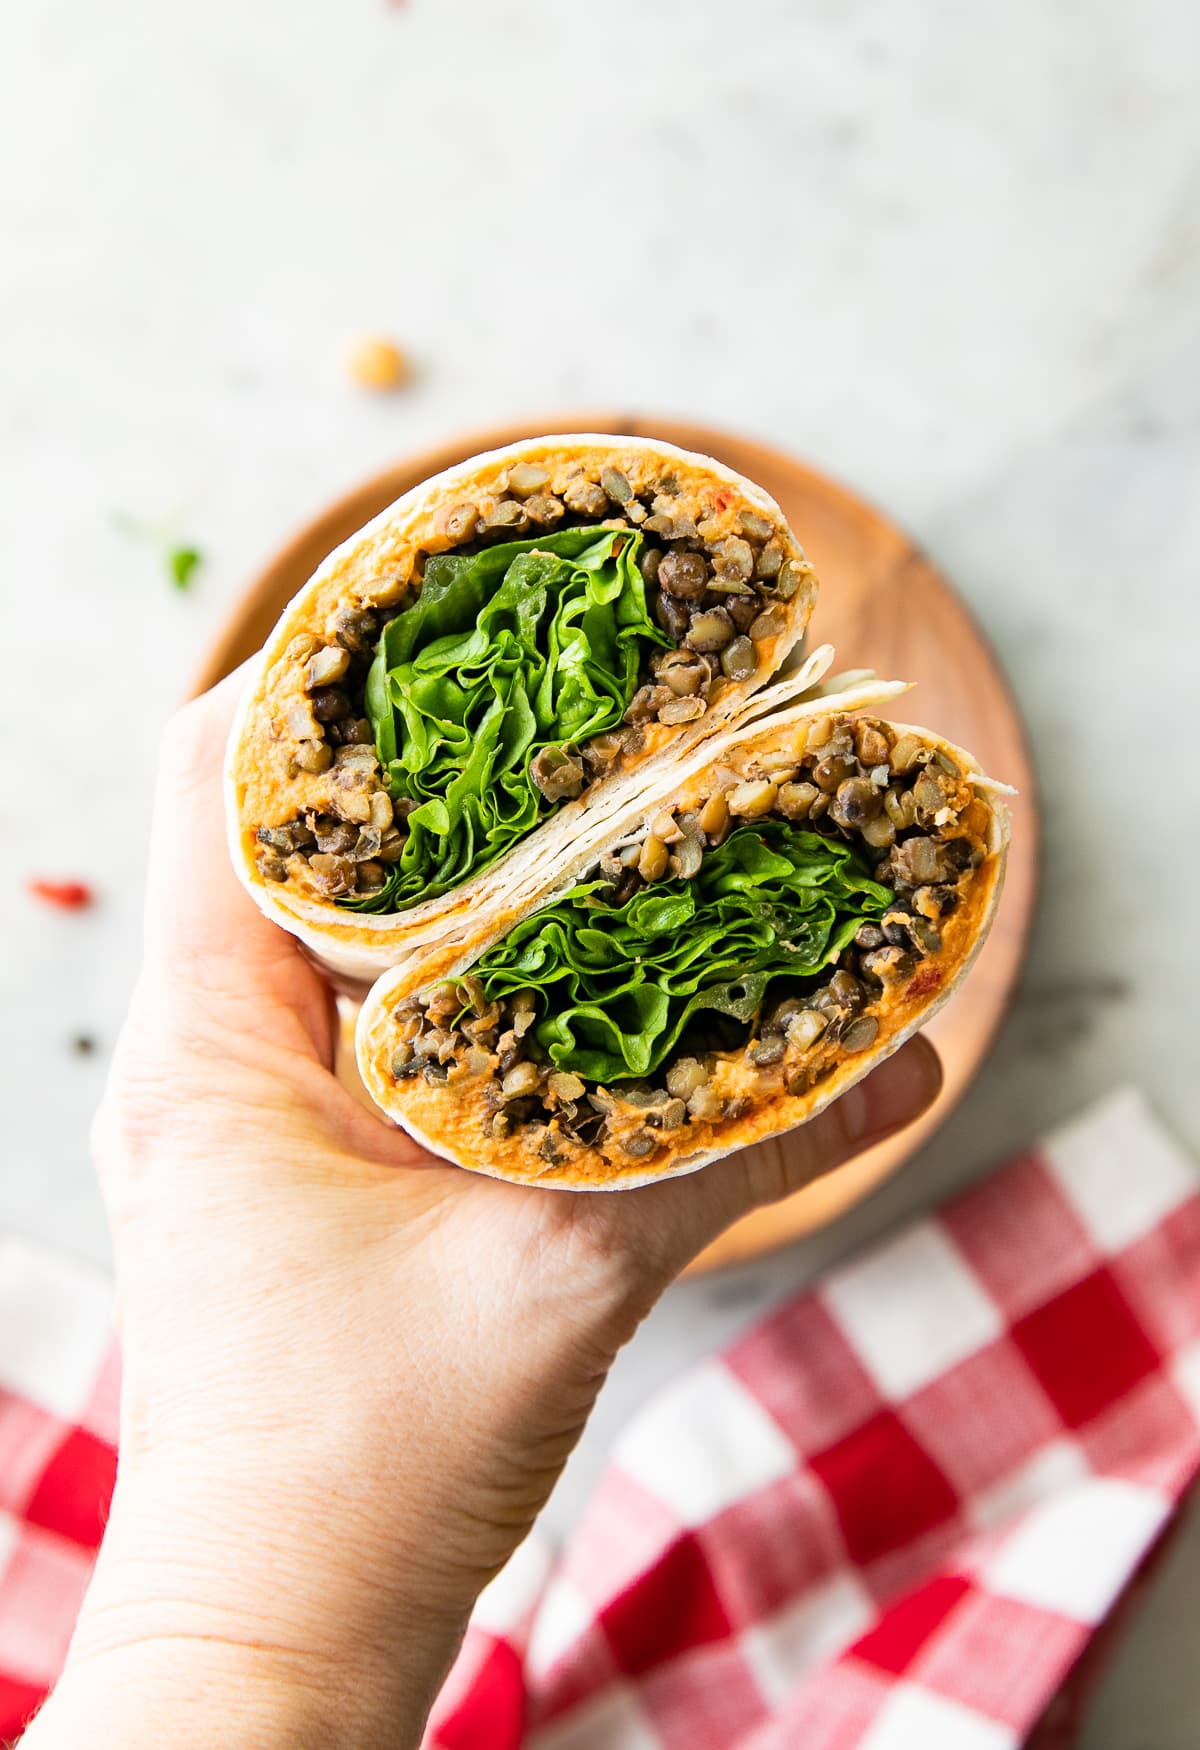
[356,700,1010,1191]
[225,436,820,983]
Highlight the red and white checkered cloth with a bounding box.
[2,1090,1198,1749]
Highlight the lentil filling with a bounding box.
[252,459,810,910]
[387,713,994,1171]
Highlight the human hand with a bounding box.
[27,671,941,1750]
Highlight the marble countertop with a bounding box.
[2,1,1197,1741]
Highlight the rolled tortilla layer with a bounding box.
[225,435,818,982]
[356,701,1010,1190]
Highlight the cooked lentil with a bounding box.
[378,711,991,1167]
[254,459,820,912]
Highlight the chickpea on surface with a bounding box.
[343,333,411,391]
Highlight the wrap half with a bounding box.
[356,704,1010,1190]
[226,435,818,981]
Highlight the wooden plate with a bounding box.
[194,415,1038,1271]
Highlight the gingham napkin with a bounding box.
[3,1091,1198,1749]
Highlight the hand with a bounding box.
[27,671,941,1750]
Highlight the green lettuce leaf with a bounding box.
[348,526,667,912]
[467,822,895,1082]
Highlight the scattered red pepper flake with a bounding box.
[27,878,94,911]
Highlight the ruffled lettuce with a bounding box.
[468,822,895,1082]
[352,527,666,912]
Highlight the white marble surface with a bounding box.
[2,1,1198,1741]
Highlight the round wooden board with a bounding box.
[195,415,1038,1272]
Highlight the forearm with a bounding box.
[23,1457,471,1750]
[24,1639,370,1750]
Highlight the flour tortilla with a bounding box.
[225,435,820,983]
[355,698,1010,1191]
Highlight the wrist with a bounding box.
[52,1450,468,1750]
[26,1636,370,1750]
